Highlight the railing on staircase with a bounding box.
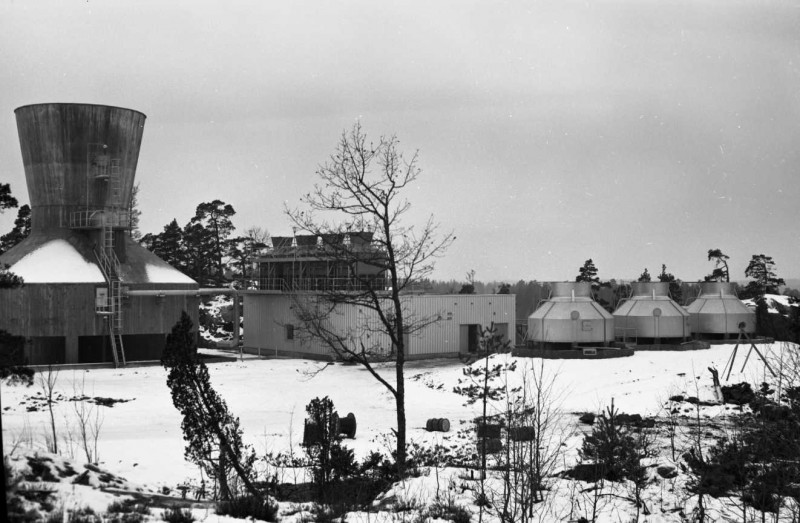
[75,144,128,368]
[93,213,126,368]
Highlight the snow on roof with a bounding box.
[145,263,196,284]
[8,239,104,283]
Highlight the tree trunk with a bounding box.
[395,358,406,474]
[218,451,232,501]
[190,374,263,501]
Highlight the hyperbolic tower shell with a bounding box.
[15,103,145,230]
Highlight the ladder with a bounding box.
[109,159,122,206]
[110,331,126,368]
[99,215,126,368]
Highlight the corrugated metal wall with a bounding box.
[0,283,198,364]
[0,283,198,337]
[243,293,515,360]
[407,295,514,356]
[243,294,334,358]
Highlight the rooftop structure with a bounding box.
[251,232,387,292]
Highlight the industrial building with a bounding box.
[686,281,756,339]
[0,103,199,366]
[527,281,614,349]
[613,281,691,344]
[243,234,514,360]
[524,279,758,351]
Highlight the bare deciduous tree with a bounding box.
[71,374,104,464]
[286,123,454,473]
[490,360,567,522]
[38,366,59,454]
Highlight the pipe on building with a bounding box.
[126,288,240,347]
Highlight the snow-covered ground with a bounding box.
[742,293,798,313]
[3,342,797,521]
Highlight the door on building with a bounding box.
[468,324,481,353]
[459,324,482,354]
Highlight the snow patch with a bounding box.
[3,343,797,522]
[8,239,104,283]
[145,263,196,284]
[742,293,797,314]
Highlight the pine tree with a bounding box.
[744,254,785,296]
[0,185,24,288]
[0,205,31,255]
[157,219,187,270]
[162,312,261,501]
[0,183,18,212]
[183,222,216,285]
[129,183,142,240]
[580,401,644,482]
[658,264,683,304]
[191,201,236,283]
[637,268,651,282]
[302,396,351,498]
[576,259,600,287]
[140,218,192,277]
[459,269,477,294]
[705,249,730,282]
[227,232,268,288]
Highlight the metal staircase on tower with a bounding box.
[99,219,126,368]
[71,143,127,367]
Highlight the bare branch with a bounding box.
[280,124,453,473]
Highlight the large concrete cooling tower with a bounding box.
[0,104,199,366]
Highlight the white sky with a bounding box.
[1,0,799,282]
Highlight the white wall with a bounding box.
[243,293,515,360]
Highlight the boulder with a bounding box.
[657,463,679,479]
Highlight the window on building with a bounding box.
[286,324,295,340]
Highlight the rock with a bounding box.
[720,382,755,405]
[616,413,643,425]
[657,463,679,479]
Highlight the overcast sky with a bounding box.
[1,0,799,283]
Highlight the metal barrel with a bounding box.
[476,423,502,439]
[508,426,536,442]
[425,418,450,432]
[302,412,340,446]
